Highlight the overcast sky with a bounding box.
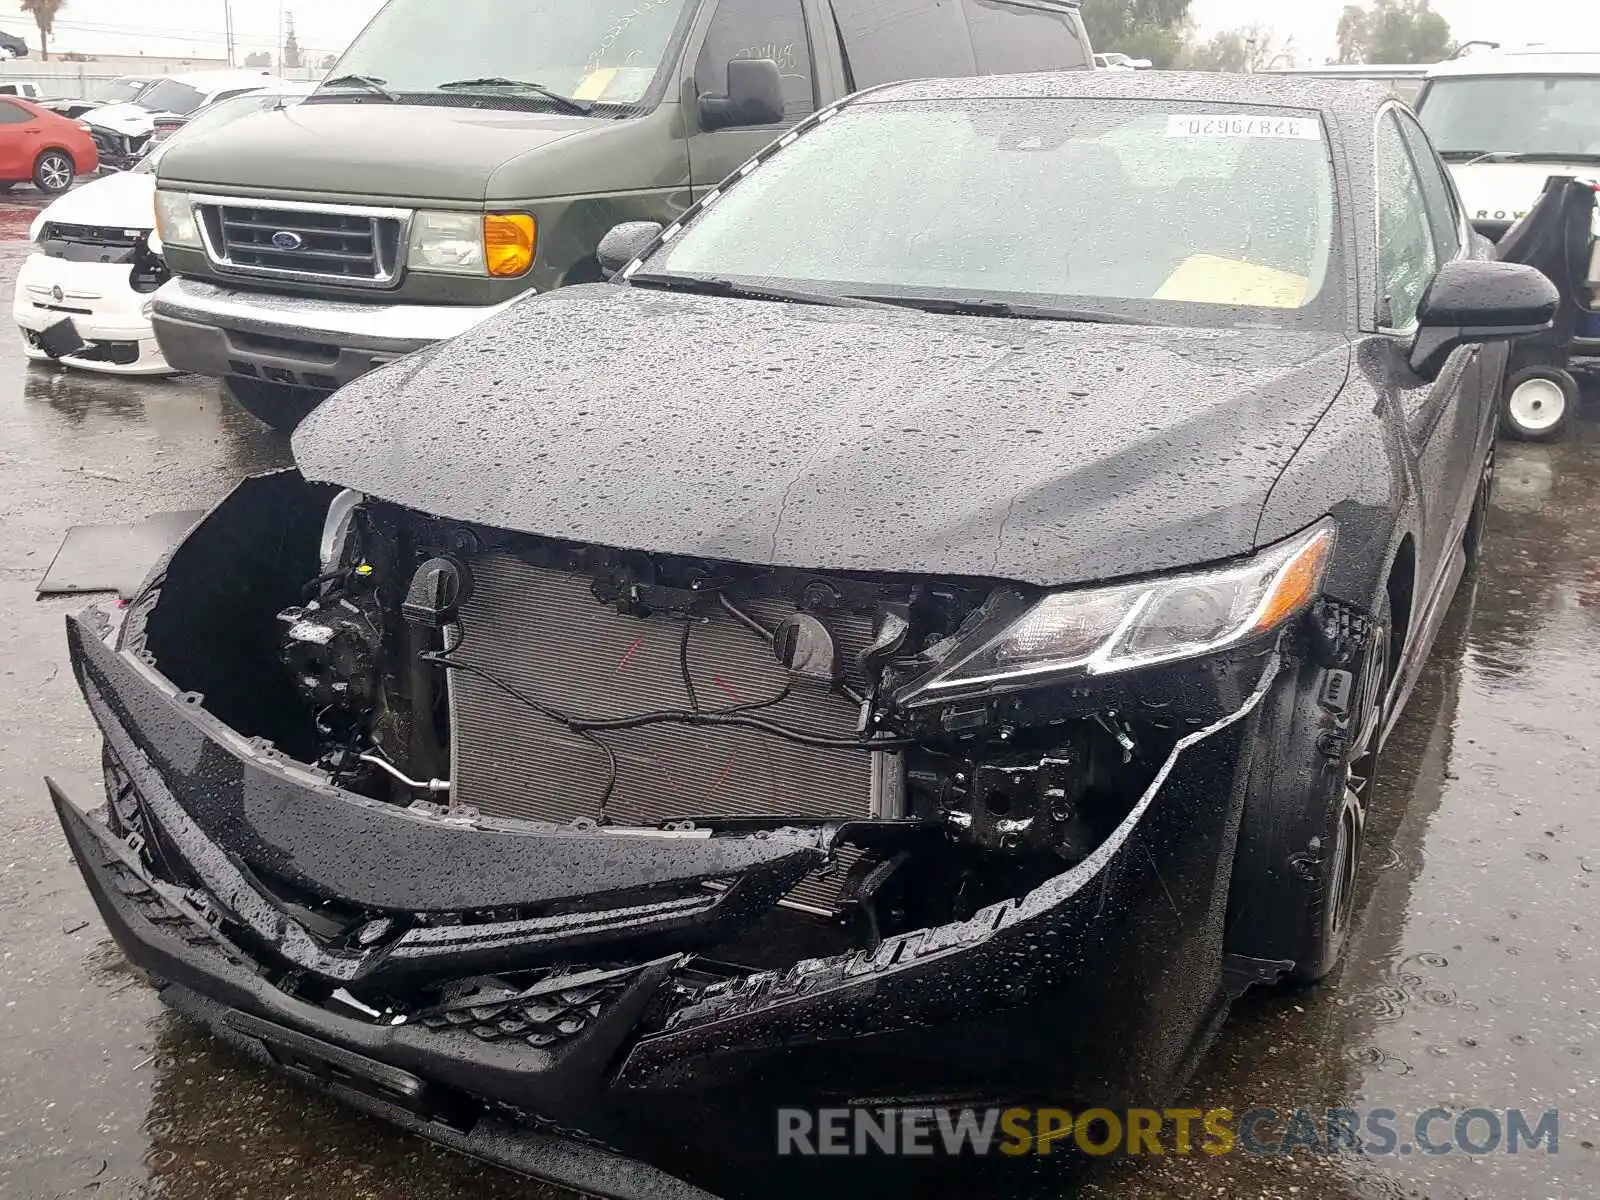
[0,0,1596,66]
[1192,0,1600,63]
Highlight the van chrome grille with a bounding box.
[195,198,406,288]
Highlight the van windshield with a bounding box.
[331,0,696,109]
[1421,75,1600,160]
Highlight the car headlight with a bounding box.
[408,211,535,277]
[154,190,200,249]
[900,522,1336,704]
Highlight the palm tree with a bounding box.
[19,0,65,63]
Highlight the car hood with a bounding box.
[79,102,156,136]
[294,287,1352,589]
[37,168,155,229]
[156,101,614,202]
[1449,161,1600,233]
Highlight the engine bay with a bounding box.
[259,496,1176,945]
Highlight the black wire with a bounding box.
[422,647,619,819]
[424,652,910,752]
[679,620,702,714]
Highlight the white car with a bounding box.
[14,86,313,376]
[76,69,284,170]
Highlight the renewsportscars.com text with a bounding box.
[777,1106,1561,1158]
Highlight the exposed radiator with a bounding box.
[450,554,877,834]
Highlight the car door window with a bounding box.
[1394,110,1461,262]
[831,0,976,88]
[0,100,34,124]
[696,0,814,123]
[1376,110,1439,329]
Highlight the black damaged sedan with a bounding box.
[52,73,1558,1197]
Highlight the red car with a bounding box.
[0,96,97,194]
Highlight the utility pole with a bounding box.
[223,0,236,66]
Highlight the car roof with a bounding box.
[860,69,1394,125]
[1427,49,1600,78]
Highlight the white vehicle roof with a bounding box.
[1427,49,1600,79]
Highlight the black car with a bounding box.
[52,72,1556,1197]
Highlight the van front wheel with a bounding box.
[223,378,325,432]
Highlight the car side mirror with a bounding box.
[597,221,664,277]
[697,58,784,132]
[1410,259,1559,379]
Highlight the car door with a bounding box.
[0,99,38,179]
[1374,108,1481,599]
[1396,108,1497,527]
[685,0,818,196]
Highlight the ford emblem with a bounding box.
[271,230,305,251]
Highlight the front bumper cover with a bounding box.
[55,602,1277,1197]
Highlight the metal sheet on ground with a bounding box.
[38,510,205,598]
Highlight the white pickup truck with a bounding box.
[1416,49,1600,287]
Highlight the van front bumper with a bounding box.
[150,277,523,392]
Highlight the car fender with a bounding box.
[1256,357,1415,622]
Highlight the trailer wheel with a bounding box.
[1501,366,1576,443]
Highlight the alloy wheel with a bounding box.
[38,153,72,192]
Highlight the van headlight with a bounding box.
[897,522,1336,705]
[408,211,535,277]
[154,191,200,249]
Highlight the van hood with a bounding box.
[156,101,618,202]
[1449,161,1600,233]
[36,168,155,229]
[294,286,1353,589]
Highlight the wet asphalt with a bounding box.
[0,191,1595,1200]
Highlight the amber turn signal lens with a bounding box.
[1253,527,1334,633]
[484,214,536,277]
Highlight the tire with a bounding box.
[32,150,75,195]
[1500,367,1576,443]
[223,378,325,432]
[1227,593,1391,985]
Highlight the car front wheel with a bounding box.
[1227,594,1391,985]
[223,378,325,432]
[33,150,75,195]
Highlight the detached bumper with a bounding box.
[55,586,1273,1196]
[14,253,170,375]
[150,277,522,392]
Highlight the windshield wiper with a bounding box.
[853,294,1150,325]
[626,272,900,310]
[320,74,397,102]
[437,78,593,115]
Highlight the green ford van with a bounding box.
[150,0,1093,426]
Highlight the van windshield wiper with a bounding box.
[320,74,397,101]
[436,78,593,115]
[626,272,900,310]
[854,294,1151,325]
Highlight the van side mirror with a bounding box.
[597,221,665,277]
[1410,259,1559,378]
[698,58,785,132]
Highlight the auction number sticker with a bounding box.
[1165,114,1321,140]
